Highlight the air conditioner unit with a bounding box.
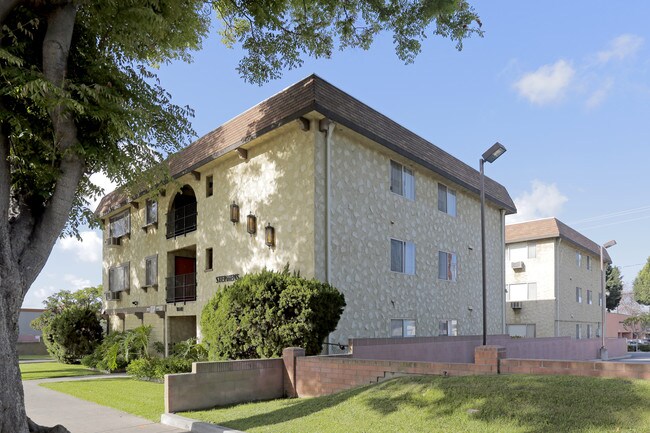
[510,301,522,310]
[511,261,525,271]
[105,237,121,246]
[105,291,121,301]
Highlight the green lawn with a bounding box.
[20,362,99,380]
[184,375,650,433]
[41,378,164,421]
[19,355,52,361]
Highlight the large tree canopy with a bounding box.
[0,1,481,432]
[633,257,650,305]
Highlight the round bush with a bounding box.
[43,306,103,363]
[201,268,345,360]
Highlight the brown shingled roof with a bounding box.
[96,74,516,217]
[505,217,612,262]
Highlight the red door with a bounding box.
[174,257,196,301]
[175,257,195,276]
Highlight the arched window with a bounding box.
[166,185,197,238]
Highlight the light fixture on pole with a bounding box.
[600,239,616,360]
[480,142,507,346]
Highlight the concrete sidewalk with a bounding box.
[23,375,187,433]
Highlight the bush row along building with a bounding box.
[95,75,609,352]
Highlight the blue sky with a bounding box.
[23,1,650,307]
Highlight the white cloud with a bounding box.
[58,230,102,263]
[585,78,614,109]
[507,180,568,223]
[62,274,92,291]
[513,60,575,105]
[597,34,644,63]
[86,172,117,212]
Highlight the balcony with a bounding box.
[166,202,197,238]
[166,273,196,303]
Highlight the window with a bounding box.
[576,287,582,303]
[390,161,415,200]
[145,199,157,226]
[390,239,415,274]
[596,323,602,337]
[508,242,536,262]
[507,324,536,338]
[109,263,130,292]
[145,255,157,287]
[439,320,458,336]
[506,283,537,301]
[390,319,416,337]
[206,175,213,197]
[576,251,582,267]
[438,251,457,281]
[437,184,457,216]
[109,210,130,239]
[587,290,593,305]
[205,248,213,271]
[576,324,582,340]
[586,255,591,270]
[599,292,603,307]
[587,324,593,339]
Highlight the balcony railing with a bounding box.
[166,273,196,303]
[166,202,197,238]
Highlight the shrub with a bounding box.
[201,267,345,360]
[43,306,103,363]
[639,343,650,352]
[81,325,153,371]
[126,357,193,381]
[171,337,208,362]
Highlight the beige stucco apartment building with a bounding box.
[96,75,516,352]
[505,218,611,339]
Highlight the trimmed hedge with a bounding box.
[201,268,345,360]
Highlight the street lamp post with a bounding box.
[480,142,507,346]
[600,239,616,360]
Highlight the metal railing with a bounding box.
[166,202,197,238]
[166,273,196,303]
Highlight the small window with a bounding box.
[206,175,214,197]
[390,319,416,337]
[587,324,593,339]
[438,184,457,216]
[438,251,457,281]
[576,287,582,303]
[576,251,582,267]
[586,255,591,270]
[389,161,415,200]
[596,323,602,337]
[145,255,157,287]
[506,282,537,301]
[439,319,458,336]
[390,239,415,274]
[599,292,603,307]
[587,290,593,305]
[108,262,130,292]
[109,210,130,239]
[527,242,536,259]
[205,248,213,271]
[145,199,158,226]
[576,324,582,340]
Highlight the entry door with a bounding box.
[174,257,196,301]
[175,257,195,276]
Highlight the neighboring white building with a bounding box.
[505,218,611,339]
[96,75,516,350]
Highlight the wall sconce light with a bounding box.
[247,213,256,235]
[265,223,275,248]
[230,201,240,224]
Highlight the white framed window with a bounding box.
[576,287,582,303]
[109,262,130,292]
[437,184,457,216]
[587,290,593,305]
[587,324,593,339]
[576,251,582,267]
[390,239,415,274]
[586,255,591,270]
[109,210,130,239]
[506,282,537,301]
[439,319,458,336]
[390,319,416,337]
[576,324,582,339]
[390,161,415,200]
[145,199,157,226]
[508,242,536,262]
[438,251,457,281]
[145,255,157,287]
[528,242,536,259]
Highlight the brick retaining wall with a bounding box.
[501,358,650,380]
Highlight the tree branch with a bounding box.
[0,0,21,26]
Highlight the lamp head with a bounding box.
[482,142,507,163]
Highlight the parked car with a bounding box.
[627,339,639,351]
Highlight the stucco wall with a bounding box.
[325,125,505,344]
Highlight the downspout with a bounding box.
[555,238,562,337]
[501,209,506,334]
[320,118,335,352]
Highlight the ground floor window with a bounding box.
[390,319,416,337]
[507,324,536,338]
[439,319,458,336]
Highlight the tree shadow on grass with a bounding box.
[362,375,650,433]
